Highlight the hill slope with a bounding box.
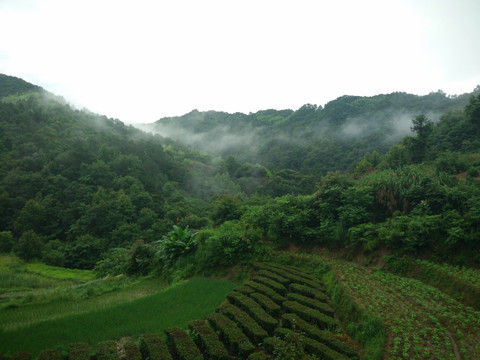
[144,89,477,175]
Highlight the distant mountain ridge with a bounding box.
[144,88,479,175]
[0,73,44,99]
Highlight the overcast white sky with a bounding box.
[1,0,479,124]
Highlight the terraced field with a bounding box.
[321,258,480,360]
[279,252,480,360]
[5,262,359,360]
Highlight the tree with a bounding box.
[410,114,433,163]
[14,230,44,261]
[465,94,480,128]
[211,195,243,226]
[0,231,15,253]
[411,114,433,138]
[126,239,155,275]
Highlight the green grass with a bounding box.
[0,277,236,357]
[23,263,95,282]
[0,255,94,296]
[0,277,165,331]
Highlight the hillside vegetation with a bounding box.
[1,74,480,359]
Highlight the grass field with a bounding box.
[0,277,166,331]
[0,277,236,357]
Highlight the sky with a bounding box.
[1,0,479,124]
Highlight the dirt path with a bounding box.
[446,331,462,360]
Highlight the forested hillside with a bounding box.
[2,74,480,360]
[0,75,233,270]
[1,73,480,275]
[145,89,476,178]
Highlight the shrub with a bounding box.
[37,349,63,360]
[256,269,290,285]
[188,320,229,360]
[265,330,317,360]
[302,336,350,360]
[10,353,31,360]
[197,221,264,268]
[206,312,255,357]
[0,231,15,253]
[288,283,328,303]
[233,284,256,295]
[14,230,44,262]
[96,340,120,360]
[247,352,273,360]
[126,240,155,275]
[42,240,66,267]
[218,303,268,344]
[281,313,358,359]
[255,262,317,282]
[95,248,128,277]
[248,292,281,317]
[254,263,325,291]
[243,281,286,304]
[251,276,287,295]
[274,328,349,360]
[123,339,142,360]
[164,327,202,360]
[138,334,172,360]
[282,301,337,330]
[287,293,334,316]
[261,337,284,355]
[67,343,90,360]
[226,292,277,334]
[211,194,243,226]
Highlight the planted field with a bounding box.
[0,277,167,332]
[1,262,359,360]
[0,277,236,357]
[319,256,480,359]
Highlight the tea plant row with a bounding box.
[3,262,359,360]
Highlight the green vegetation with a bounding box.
[23,262,95,281]
[188,320,229,360]
[96,341,120,360]
[206,312,256,357]
[164,327,202,360]
[218,303,269,344]
[2,74,480,358]
[0,277,235,357]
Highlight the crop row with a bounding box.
[226,292,278,334]
[253,262,326,292]
[281,313,358,359]
[6,334,170,360]
[222,264,357,359]
[319,256,480,359]
[413,259,480,289]
[3,262,358,360]
[274,328,350,360]
[188,320,229,360]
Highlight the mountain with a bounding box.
[0,74,221,269]
[2,73,480,271]
[0,74,44,99]
[144,89,478,176]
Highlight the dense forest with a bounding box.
[1,73,480,278]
